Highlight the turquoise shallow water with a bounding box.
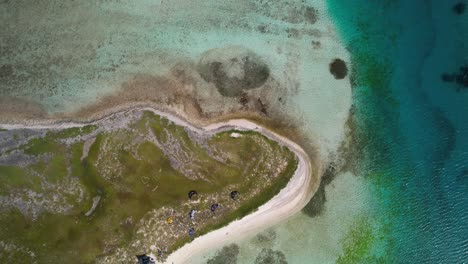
[328,0,468,262]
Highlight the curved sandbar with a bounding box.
[0,107,316,263]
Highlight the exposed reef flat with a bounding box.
[0,107,314,264]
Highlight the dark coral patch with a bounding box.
[302,164,336,217]
[329,58,348,79]
[207,244,240,264]
[0,64,14,79]
[254,229,277,245]
[302,182,326,217]
[239,92,249,106]
[441,65,468,91]
[304,6,318,24]
[257,25,268,33]
[441,73,456,82]
[453,2,466,14]
[254,248,288,264]
[198,47,270,97]
[311,40,321,49]
[455,66,468,87]
[257,98,268,115]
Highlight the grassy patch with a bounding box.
[0,166,41,195]
[22,125,97,155]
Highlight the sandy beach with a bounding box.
[162,119,315,264]
[0,106,317,264]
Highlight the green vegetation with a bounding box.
[0,111,297,263]
[0,166,41,195]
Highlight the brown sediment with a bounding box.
[0,87,320,172]
[0,97,47,122]
[1,74,316,146]
[0,44,296,134]
[0,57,290,134]
[329,58,349,80]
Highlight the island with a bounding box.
[0,108,312,263]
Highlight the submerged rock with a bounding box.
[453,2,466,14]
[441,65,468,90]
[329,58,348,79]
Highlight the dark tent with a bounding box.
[230,191,240,200]
[210,203,219,212]
[136,254,155,264]
[188,190,198,199]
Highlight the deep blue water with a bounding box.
[328,0,467,262]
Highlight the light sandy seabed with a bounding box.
[0,107,316,264]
